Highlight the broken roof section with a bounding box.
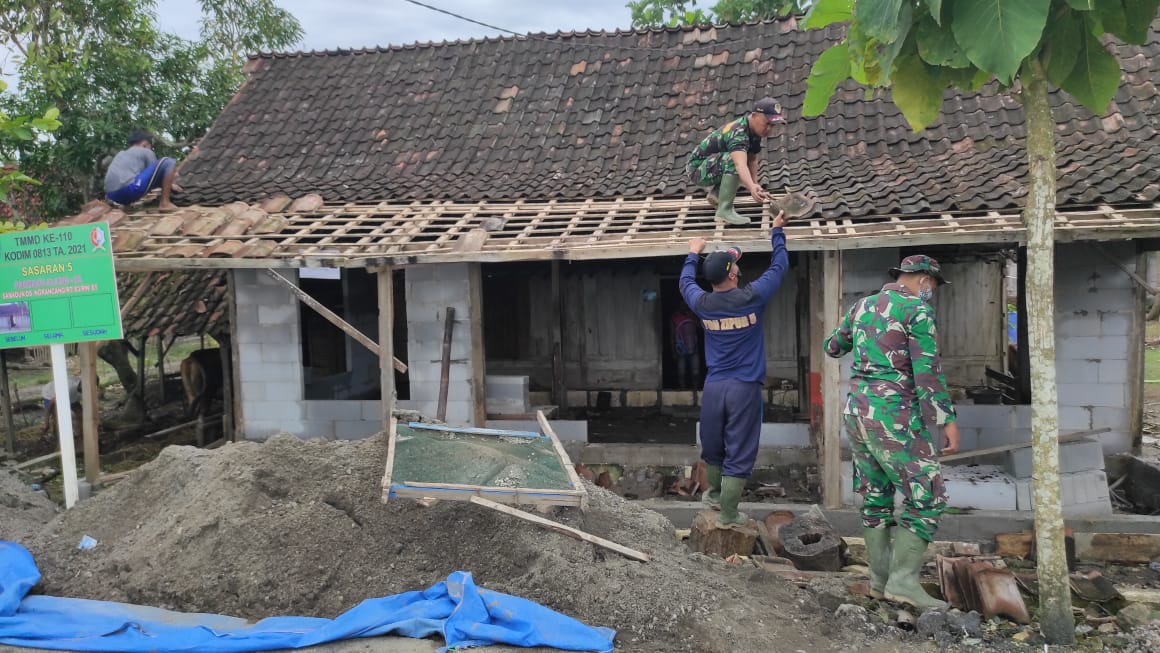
[173,18,1160,217]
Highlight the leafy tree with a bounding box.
[628,0,809,27]
[802,0,1160,644]
[0,0,303,219]
[0,78,60,222]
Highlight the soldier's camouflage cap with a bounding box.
[889,254,949,285]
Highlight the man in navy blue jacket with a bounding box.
[680,210,790,526]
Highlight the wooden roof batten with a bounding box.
[79,197,1160,272]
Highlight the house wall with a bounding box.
[402,263,484,427]
[485,257,800,392]
[234,269,388,440]
[834,243,1139,454]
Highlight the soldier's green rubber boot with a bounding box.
[863,526,893,599]
[706,184,720,207]
[717,476,749,527]
[702,464,722,510]
[714,174,750,225]
[884,528,948,610]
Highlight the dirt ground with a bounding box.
[0,434,948,653]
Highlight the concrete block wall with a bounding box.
[235,269,306,439]
[406,264,482,426]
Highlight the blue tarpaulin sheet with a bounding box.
[0,541,614,653]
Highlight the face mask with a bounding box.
[918,281,933,303]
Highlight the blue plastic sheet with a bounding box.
[0,541,614,653]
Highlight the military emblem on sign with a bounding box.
[90,227,107,251]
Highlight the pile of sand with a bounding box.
[0,467,58,544]
[22,434,893,653]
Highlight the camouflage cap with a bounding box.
[889,254,949,285]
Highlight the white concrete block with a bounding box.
[299,420,336,439]
[259,343,302,364]
[955,405,1022,429]
[263,381,301,402]
[361,401,388,421]
[1058,383,1124,408]
[240,381,267,403]
[1016,470,1111,515]
[247,400,304,422]
[757,423,811,447]
[1088,406,1130,431]
[1059,406,1093,431]
[1099,312,1133,337]
[943,465,1018,511]
[1097,360,1128,384]
[486,398,529,414]
[257,304,298,326]
[1057,336,1128,361]
[1006,437,1104,478]
[1054,359,1100,382]
[304,401,362,421]
[1055,314,1101,338]
[976,428,1031,450]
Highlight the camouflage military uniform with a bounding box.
[685,115,762,188]
[824,282,956,542]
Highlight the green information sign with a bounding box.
[0,223,122,349]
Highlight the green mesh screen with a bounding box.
[391,423,574,490]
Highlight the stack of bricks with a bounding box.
[1011,438,1112,516]
[485,376,530,416]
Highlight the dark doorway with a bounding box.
[659,276,707,391]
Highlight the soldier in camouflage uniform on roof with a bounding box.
[824,255,961,611]
[685,97,783,225]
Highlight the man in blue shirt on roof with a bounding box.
[104,130,181,210]
[680,210,790,527]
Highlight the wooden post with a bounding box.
[550,260,567,409]
[227,272,243,441]
[807,254,825,452]
[79,342,100,484]
[468,263,487,427]
[1129,250,1147,454]
[136,336,147,404]
[377,267,396,428]
[0,352,15,454]
[437,306,455,422]
[218,336,234,442]
[156,335,166,403]
[822,251,842,509]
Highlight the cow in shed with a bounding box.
[180,348,223,418]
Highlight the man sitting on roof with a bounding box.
[685,97,784,225]
[104,130,181,210]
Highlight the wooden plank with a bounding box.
[1073,533,1160,564]
[537,409,588,510]
[393,485,583,508]
[406,421,542,439]
[1091,242,1158,294]
[14,450,61,469]
[468,263,487,427]
[821,251,842,508]
[378,268,397,429]
[995,531,1034,558]
[79,342,101,484]
[437,306,455,422]
[550,260,566,409]
[381,416,399,503]
[1130,250,1146,452]
[469,495,649,562]
[938,428,1109,462]
[227,271,243,440]
[265,269,407,373]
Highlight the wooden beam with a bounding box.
[821,251,842,509]
[468,495,649,562]
[14,450,61,469]
[265,269,406,373]
[537,409,588,511]
[550,260,567,408]
[468,263,487,427]
[227,271,243,441]
[437,306,455,422]
[0,353,15,454]
[79,342,101,485]
[377,268,397,429]
[1073,533,1160,564]
[1129,250,1147,453]
[380,416,398,502]
[1091,242,1158,295]
[938,428,1109,463]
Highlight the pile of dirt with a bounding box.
[23,434,908,653]
[0,467,58,544]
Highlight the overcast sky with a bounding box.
[155,0,637,51]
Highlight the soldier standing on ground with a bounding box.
[824,255,960,610]
[685,97,784,225]
[680,210,789,527]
